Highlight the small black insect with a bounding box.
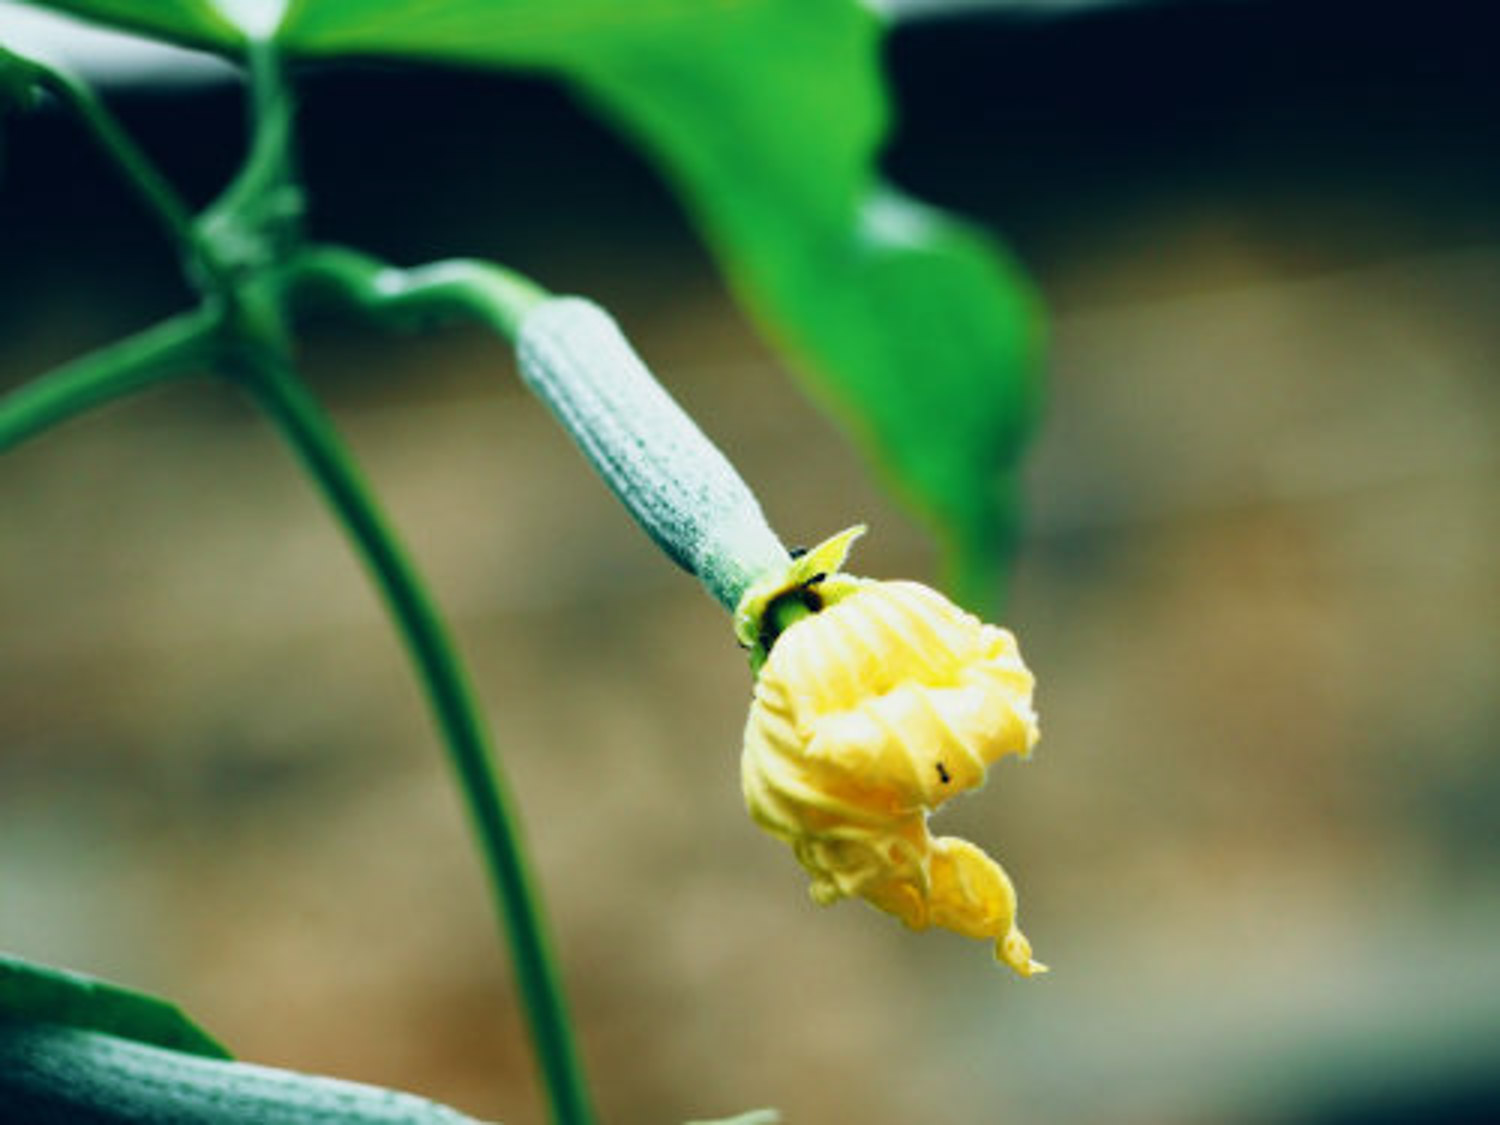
[937,762,952,784]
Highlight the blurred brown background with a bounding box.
[2,1,1498,1123]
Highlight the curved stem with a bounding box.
[26,59,231,295]
[285,245,546,339]
[235,350,594,1125]
[196,38,303,276]
[0,309,218,455]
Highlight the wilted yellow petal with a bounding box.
[740,560,1044,976]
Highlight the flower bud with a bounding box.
[740,540,1044,976]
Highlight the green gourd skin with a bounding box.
[0,1021,490,1125]
[516,297,791,612]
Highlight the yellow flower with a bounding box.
[738,528,1045,976]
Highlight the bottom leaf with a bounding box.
[0,952,229,1060]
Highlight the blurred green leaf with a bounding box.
[20,0,245,47]
[1,44,41,108]
[0,951,231,1059]
[276,0,1043,608]
[710,183,1041,612]
[277,0,739,66]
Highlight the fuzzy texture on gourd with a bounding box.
[517,297,788,611]
[742,578,1044,976]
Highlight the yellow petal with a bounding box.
[741,569,1044,976]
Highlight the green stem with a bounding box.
[0,310,217,455]
[246,40,288,173]
[234,349,594,1125]
[285,245,546,339]
[25,58,230,295]
[192,39,303,285]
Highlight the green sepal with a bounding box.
[734,524,867,672]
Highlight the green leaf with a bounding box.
[551,2,1044,611]
[1,45,42,110]
[17,0,246,47]
[0,1022,492,1123]
[273,0,1043,609]
[688,179,1042,612]
[277,0,718,65]
[0,952,231,1059]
